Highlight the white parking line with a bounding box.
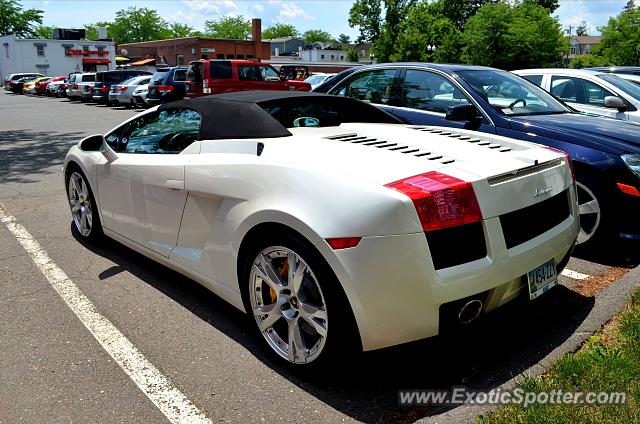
[0,204,212,424]
[561,268,591,280]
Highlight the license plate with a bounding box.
[527,259,557,300]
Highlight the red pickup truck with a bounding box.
[186,60,311,97]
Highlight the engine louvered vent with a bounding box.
[324,133,455,164]
[410,126,512,152]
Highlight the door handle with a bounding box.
[164,179,184,190]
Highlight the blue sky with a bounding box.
[22,0,630,40]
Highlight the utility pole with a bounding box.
[565,25,574,68]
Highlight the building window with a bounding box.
[236,54,244,59]
[226,54,235,59]
[3,43,8,58]
[217,54,224,59]
[36,45,45,56]
[82,45,89,52]
[96,46,105,53]
[176,54,184,65]
[320,54,324,59]
[331,54,335,60]
[246,54,254,59]
[570,47,576,55]
[63,45,73,55]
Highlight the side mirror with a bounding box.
[604,95,627,111]
[79,134,104,151]
[446,104,480,121]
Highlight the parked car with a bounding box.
[304,73,336,90]
[614,73,640,87]
[3,72,44,90]
[47,78,69,97]
[67,73,96,101]
[146,67,188,105]
[587,66,640,76]
[131,84,150,108]
[63,91,578,368]
[108,75,152,107]
[37,75,65,95]
[23,77,51,95]
[316,63,640,248]
[514,68,640,122]
[9,76,38,94]
[93,70,152,104]
[186,60,311,97]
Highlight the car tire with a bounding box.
[575,174,609,250]
[66,167,102,242]
[240,232,360,370]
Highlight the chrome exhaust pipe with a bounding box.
[458,299,483,324]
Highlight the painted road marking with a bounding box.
[0,204,212,424]
[561,268,591,280]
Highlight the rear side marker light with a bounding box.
[617,183,640,197]
[386,171,483,232]
[157,85,175,93]
[543,147,575,182]
[326,237,362,250]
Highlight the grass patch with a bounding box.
[478,289,640,423]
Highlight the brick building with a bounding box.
[118,18,270,66]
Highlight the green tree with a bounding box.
[108,7,169,44]
[303,29,333,44]
[441,0,499,31]
[0,0,43,37]
[522,0,559,12]
[391,1,463,63]
[204,15,251,40]
[569,54,611,68]
[347,47,359,61]
[337,33,351,44]
[596,8,640,65]
[33,24,54,39]
[164,22,194,38]
[262,23,299,39]
[371,0,414,62]
[83,21,113,40]
[348,0,382,43]
[462,1,565,69]
[575,21,589,36]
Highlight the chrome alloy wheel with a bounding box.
[249,247,328,364]
[68,171,93,237]
[576,181,601,245]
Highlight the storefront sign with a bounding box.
[66,49,110,56]
[201,48,216,53]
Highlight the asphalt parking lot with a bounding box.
[1,92,639,424]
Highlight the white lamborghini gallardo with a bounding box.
[63,92,579,367]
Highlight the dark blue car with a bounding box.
[146,66,188,105]
[315,63,640,248]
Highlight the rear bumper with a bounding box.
[323,191,579,351]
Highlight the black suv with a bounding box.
[93,70,151,104]
[146,67,188,105]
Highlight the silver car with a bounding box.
[108,75,151,107]
[67,73,96,101]
[131,84,150,108]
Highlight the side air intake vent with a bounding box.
[410,126,513,152]
[325,133,455,164]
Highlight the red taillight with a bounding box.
[61,84,68,89]
[118,86,128,92]
[157,85,174,93]
[543,147,575,182]
[100,86,109,92]
[385,171,483,232]
[326,237,362,250]
[72,83,78,89]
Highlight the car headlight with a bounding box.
[622,154,640,179]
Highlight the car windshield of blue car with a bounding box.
[598,73,640,101]
[455,70,570,116]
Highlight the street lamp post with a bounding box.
[427,44,436,62]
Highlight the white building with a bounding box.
[0,34,116,80]
[300,49,348,62]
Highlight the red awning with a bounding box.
[82,58,111,64]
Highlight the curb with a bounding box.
[418,264,640,424]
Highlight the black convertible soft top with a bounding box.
[158,91,400,140]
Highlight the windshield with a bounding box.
[305,75,327,85]
[598,73,640,101]
[455,69,570,116]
